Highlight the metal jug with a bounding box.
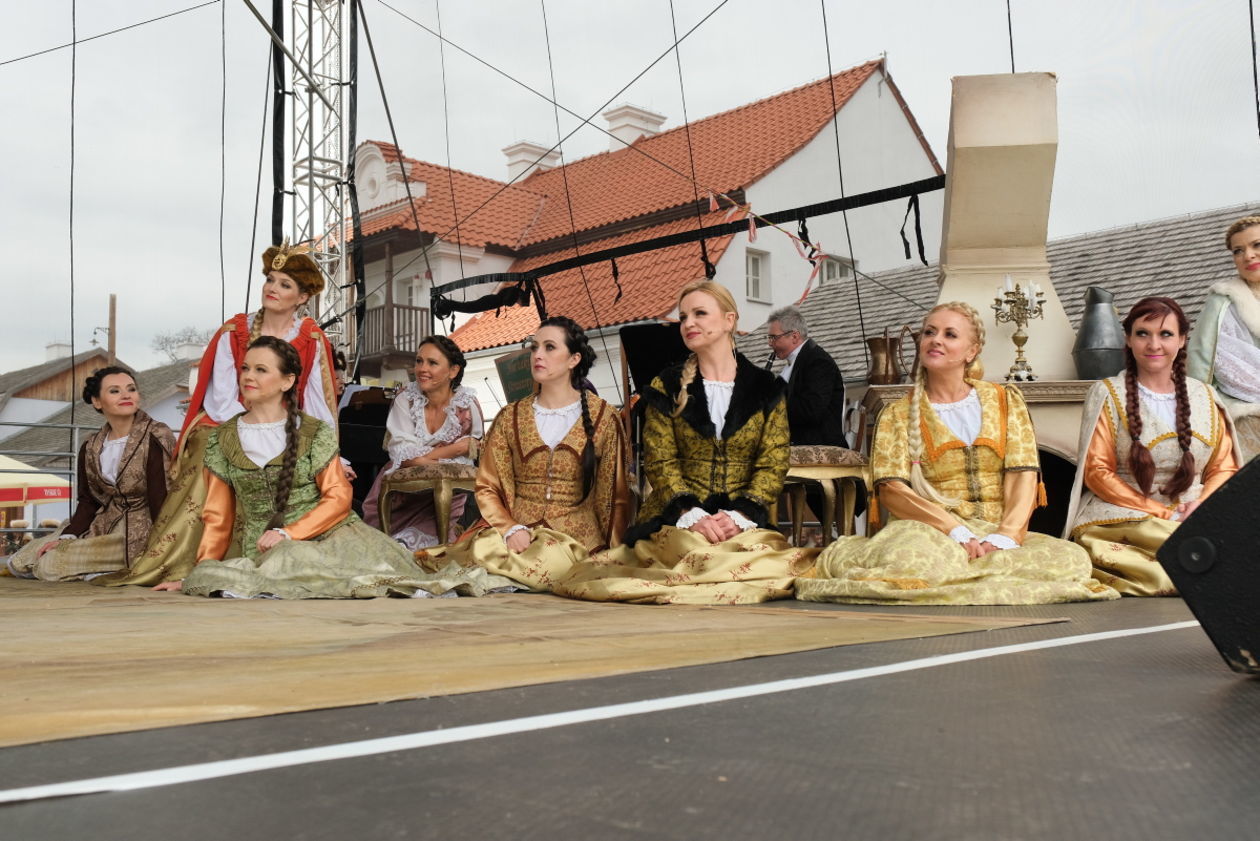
[866,328,906,385]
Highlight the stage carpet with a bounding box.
[0,578,1059,747]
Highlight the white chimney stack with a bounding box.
[502,141,561,182]
[45,341,72,362]
[602,103,667,151]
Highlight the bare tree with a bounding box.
[151,326,216,362]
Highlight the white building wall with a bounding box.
[728,72,944,331]
[461,329,629,424]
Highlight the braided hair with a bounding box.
[672,279,740,417]
[1224,215,1260,249]
[419,334,467,388]
[539,316,598,501]
[906,302,986,507]
[1121,296,1194,499]
[82,366,137,411]
[247,336,305,530]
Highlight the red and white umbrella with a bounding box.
[0,455,71,508]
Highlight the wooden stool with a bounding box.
[378,463,479,545]
[783,445,871,545]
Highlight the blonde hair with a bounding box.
[672,280,740,417]
[906,301,987,507]
[1225,215,1260,249]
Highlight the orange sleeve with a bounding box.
[283,459,352,541]
[876,479,965,536]
[1201,407,1241,498]
[1082,411,1170,519]
[197,470,236,562]
[995,470,1036,544]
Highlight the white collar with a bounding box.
[1209,276,1260,338]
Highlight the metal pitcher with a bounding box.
[866,327,906,385]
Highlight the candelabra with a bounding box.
[991,276,1045,382]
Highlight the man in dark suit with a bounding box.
[767,307,848,448]
[767,306,862,532]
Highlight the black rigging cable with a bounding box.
[434,0,466,283]
[68,0,78,456]
[245,49,273,312]
[1006,0,1016,73]
[0,0,220,68]
[219,0,227,323]
[356,0,435,284]
[1250,0,1259,140]
[538,0,622,402]
[667,0,715,280]
[376,0,735,282]
[270,0,284,246]
[818,0,868,365]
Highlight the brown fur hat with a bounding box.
[261,241,325,296]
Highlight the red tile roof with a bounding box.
[448,211,735,351]
[364,59,927,352]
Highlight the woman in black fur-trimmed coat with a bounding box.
[553,281,818,605]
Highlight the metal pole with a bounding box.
[107,293,116,365]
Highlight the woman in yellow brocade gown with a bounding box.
[1065,297,1240,596]
[416,316,630,591]
[796,301,1118,606]
[551,281,817,605]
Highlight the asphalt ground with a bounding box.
[1,596,1256,841]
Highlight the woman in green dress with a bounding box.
[155,337,511,599]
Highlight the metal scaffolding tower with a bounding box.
[289,0,350,344]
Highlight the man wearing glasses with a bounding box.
[767,306,860,533]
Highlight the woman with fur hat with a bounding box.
[95,242,338,588]
[1187,215,1260,461]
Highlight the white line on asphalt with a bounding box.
[0,620,1200,804]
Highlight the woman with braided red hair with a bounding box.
[1065,297,1241,596]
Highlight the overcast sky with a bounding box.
[2,0,1257,375]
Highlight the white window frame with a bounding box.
[746,249,769,302]
[820,256,855,286]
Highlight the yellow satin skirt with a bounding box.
[417,525,591,593]
[796,518,1118,605]
[1074,516,1179,597]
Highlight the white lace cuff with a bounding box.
[58,534,77,541]
[948,524,979,545]
[504,524,530,540]
[980,532,1019,551]
[675,507,710,530]
[722,509,757,532]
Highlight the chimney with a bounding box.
[45,341,72,362]
[602,103,667,151]
[174,341,204,361]
[502,141,561,182]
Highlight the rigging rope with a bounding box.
[0,0,220,68]
[219,0,227,323]
[538,0,623,402]
[818,0,868,366]
[1006,0,1016,73]
[667,0,716,280]
[377,0,735,282]
[68,0,78,453]
[1251,0,1259,140]
[355,0,435,289]
[434,0,466,284]
[245,49,273,312]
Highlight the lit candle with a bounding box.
[1004,274,1014,292]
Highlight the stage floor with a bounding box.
[1,596,1256,840]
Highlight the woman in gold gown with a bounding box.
[1065,297,1240,595]
[416,316,630,591]
[796,301,1117,606]
[551,281,816,605]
